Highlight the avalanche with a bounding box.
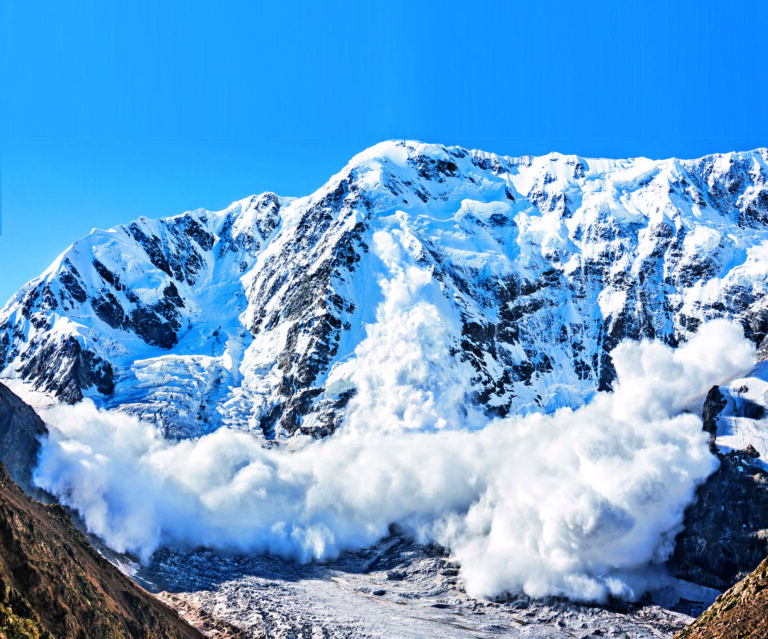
[32,320,752,601]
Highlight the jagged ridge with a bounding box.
[2,141,768,438]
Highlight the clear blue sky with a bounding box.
[1,0,766,305]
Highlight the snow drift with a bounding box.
[33,280,753,602]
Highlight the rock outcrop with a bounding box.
[701,386,727,442]
[668,449,768,591]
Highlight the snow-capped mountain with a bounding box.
[2,141,768,439]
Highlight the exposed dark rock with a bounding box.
[128,223,175,279]
[744,444,760,459]
[92,258,123,290]
[247,209,368,435]
[278,388,324,437]
[92,291,129,330]
[668,451,768,591]
[179,216,215,251]
[701,386,727,440]
[58,260,87,305]
[408,154,459,182]
[756,333,768,362]
[19,337,114,403]
[132,284,183,349]
[128,216,207,286]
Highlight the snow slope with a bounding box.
[2,141,768,438]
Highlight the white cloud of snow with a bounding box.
[31,229,756,602]
[326,230,486,435]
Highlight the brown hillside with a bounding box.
[675,555,768,639]
[0,459,204,639]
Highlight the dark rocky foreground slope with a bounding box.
[0,459,205,638]
[674,555,768,639]
[0,383,253,638]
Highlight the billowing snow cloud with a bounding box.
[32,230,755,602]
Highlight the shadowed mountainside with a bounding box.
[0,383,47,497]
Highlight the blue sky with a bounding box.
[1,0,766,305]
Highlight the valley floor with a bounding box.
[140,529,705,639]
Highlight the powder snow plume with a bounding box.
[32,232,754,602]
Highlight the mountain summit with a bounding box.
[2,141,768,438]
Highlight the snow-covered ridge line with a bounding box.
[2,140,768,438]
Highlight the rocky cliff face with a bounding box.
[2,141,768,439]
[665,362,768,594]
[0,383,47,496]
[668,448,768,591]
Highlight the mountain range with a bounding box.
[2,141,768,440]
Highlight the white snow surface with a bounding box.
[711,359,768,466]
